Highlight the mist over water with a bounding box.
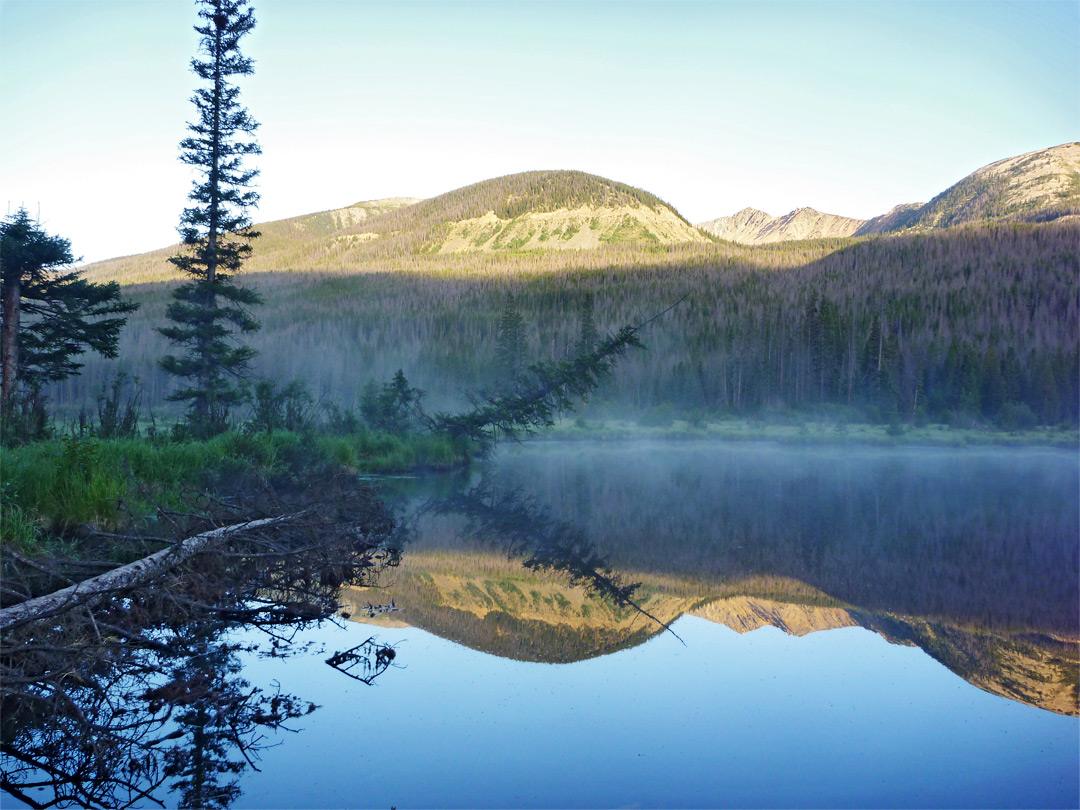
[400,441,1079,635]
[235,439,1077,808]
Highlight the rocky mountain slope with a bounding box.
[697,206,863,244]
[82,196,424,285]
[336,169,708,254]
[699,142,1080,244]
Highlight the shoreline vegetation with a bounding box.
[542,416,1080,449]
[4,416,1073,558]
[0,429,468,557]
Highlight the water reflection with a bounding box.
[0,477,400,809]
[3,442,1077,808]
[366,442,1078,715]
[433,479,680,639]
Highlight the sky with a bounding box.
[1,0,1077,264]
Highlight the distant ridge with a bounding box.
[83,171,706,283]
[698,142,1080,245]
[858,141,1080,234]
[698,206,863,244]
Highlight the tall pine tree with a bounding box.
[159,0,262,437]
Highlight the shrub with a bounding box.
[998,401,1038,432]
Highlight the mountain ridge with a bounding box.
[697,142,1080,244]
[82,170,708,284]
[80,144,1078,282]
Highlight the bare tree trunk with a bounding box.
[0,513,305,632]
[1,274,19,402]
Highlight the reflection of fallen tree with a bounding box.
[430,479,685,643]
[0,470,398,809]
[326,637,399,685]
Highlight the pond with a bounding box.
[5,441,1079,808]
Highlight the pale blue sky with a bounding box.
[2,0,1077,263]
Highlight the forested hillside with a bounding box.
[56,220,1078,429]
[861,142,1080,233]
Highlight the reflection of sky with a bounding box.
[232,616,1078,809]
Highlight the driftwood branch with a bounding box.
[0,513,306,633]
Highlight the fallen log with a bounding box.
[0,512,306,633]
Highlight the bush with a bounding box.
[998,401,1038,432]
[95,372,142,440]
[320,402,362,435]
[248,380,316,433]
[1,386,51,446]
[360,370,426,434]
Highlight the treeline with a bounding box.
[56,220,1078,428]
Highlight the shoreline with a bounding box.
[540,418,1080,450]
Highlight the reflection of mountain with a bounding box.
[690,595,858,635]
[340,552,697,663]
[485,444,1080,639]
[344,552,1078,716]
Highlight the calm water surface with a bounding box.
[234,441,1079,809]
[9,441,1080,808]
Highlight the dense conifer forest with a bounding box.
[58,218,1078,429]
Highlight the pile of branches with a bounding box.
[0,469,398,809]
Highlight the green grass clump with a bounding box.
[1,429,470,549]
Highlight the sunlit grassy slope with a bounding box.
[82,170,711,285]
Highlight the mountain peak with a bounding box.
[697,206,862,244]
[699,143,1080,245]
[343,170,709,254]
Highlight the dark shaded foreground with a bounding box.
[0,471,399,809]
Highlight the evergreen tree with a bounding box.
[0,209,136,403]
[159,0,262,437]
[576,292,598,357]
[494,295,527,383]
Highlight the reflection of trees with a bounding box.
[488,446,1079,635]
[1,474,398,809]
[383,448,1079,714]
[429,478,682,641]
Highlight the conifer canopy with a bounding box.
[159,0,263,436]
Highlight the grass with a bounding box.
[0,429,470,550]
